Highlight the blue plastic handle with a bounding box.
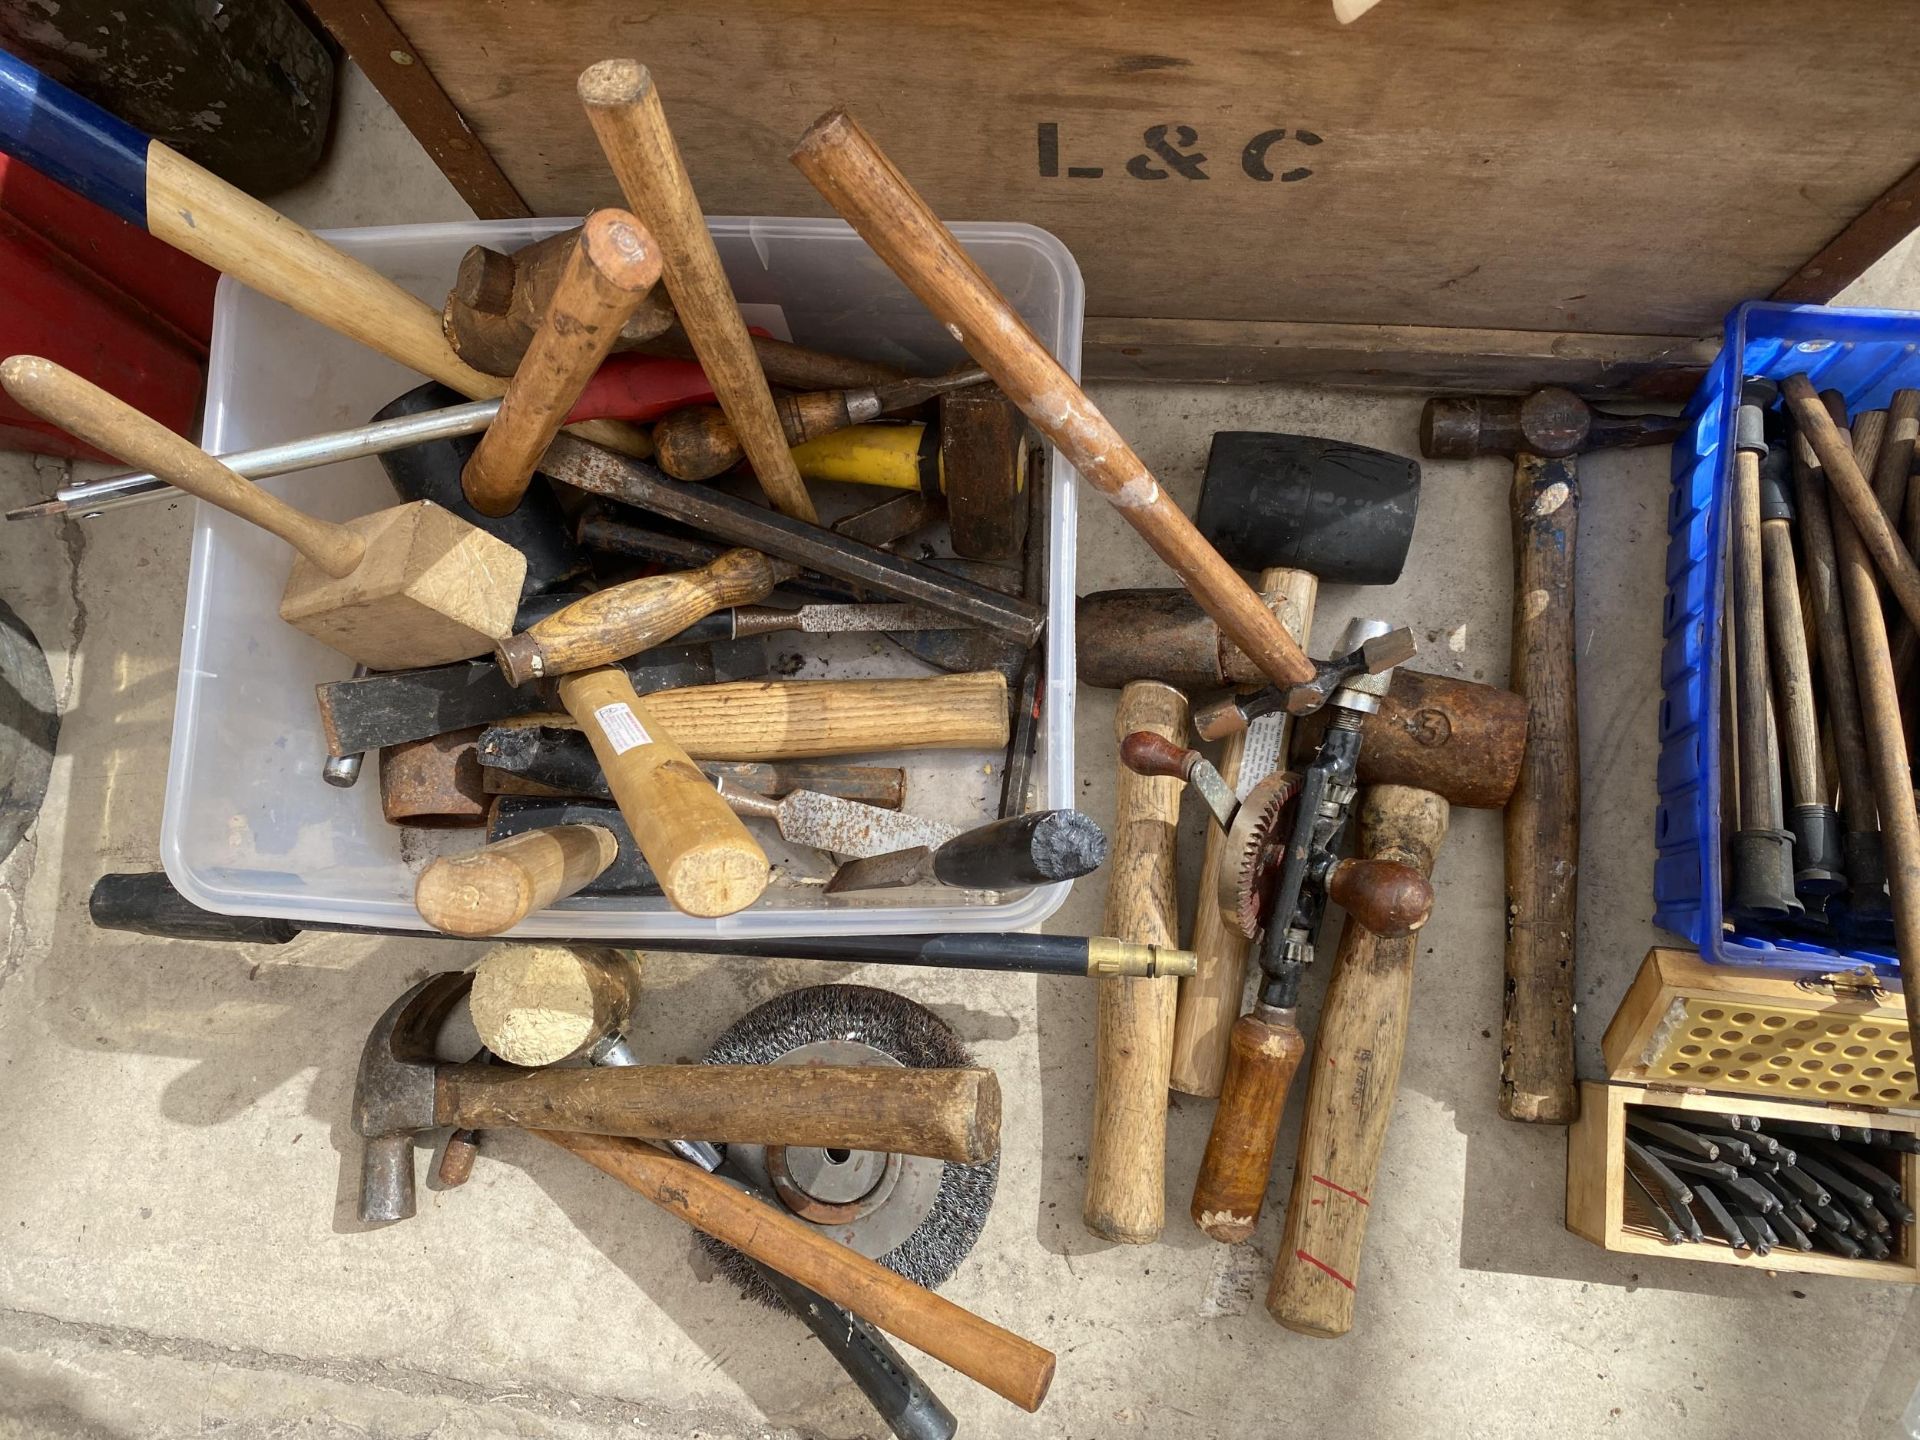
[0,50,150,227]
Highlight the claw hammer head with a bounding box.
[352,971,474,1224]
[1418,386,1683,461]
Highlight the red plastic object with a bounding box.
[0,154,216,462]
[565,352,716,424]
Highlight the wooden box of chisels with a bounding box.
[1567,947,1920,1282]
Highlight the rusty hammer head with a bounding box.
[1419,387,1683,461]
[353,971,474,1223]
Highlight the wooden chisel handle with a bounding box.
[790,108,1314,690]
[539,1132,1054,1411]
[1502,450,1579,1124]
[1085,681,1186,1243]
[463,210,662,517]
[580,61,817,523]
[556,667,768,917]
[414,824,618,936]
[1,356,364,576]
[1190,1004,1305,1243]
[655,392,855,480]
[1270,786,1449,1337]
[497,548,789,685]
[442,1062,999,1163]
[1170,568,1310,1098]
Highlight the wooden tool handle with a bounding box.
[444,1062,999,1163]
[655,391,855,481]
[0,356,363,575]
[413,825,617,937]
[538,1132,1054,1410]
[470,943,641,1066]
[1190,1006,1306,1243]
[1118,729,1198,781]
[1170,568,1313,1098]
[1270,785,1449,1337]
[1782,374,1920,633]
[1085,681,1185,1243]
[463,209,662,517]
[579,61,817,523]
[790,109,1314,690]
[1325,858,1434,939]
[496,548,785,685]
[639,671,1008,759]
[1503,451,1580,1125]
[556,667,768,917]
[1760,516,1822,810]
[1730,446,1775,828]
[141,145,648,460]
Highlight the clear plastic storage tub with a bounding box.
[162,217,1082,938]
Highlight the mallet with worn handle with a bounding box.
[580,60,817,523]
[789,107,1315,693]
[2,357,526,670]
[462,209,662,517]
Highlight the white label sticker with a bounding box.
[1236,713,1286,798]
[593,702,651,755]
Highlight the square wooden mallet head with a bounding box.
[3,356,526,669]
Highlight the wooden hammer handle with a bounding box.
[579,61,817,523]
[1084,681,1186,1243]
[462,209,662,517]
[496,548,788,685]
[637,671,1010,759]
[413,824,618,937]
[443,1062,1000,1163]
[790,108,1314,690]
[556,667,769,917]
[1270,786,1449,1338]
[1190,1005,1306,1243]
[654,391,857,481]
[1503,451,1580,1125]
[0,356,364,576]
[538,1131,1054,1410]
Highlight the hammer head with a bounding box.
[1419,387,1683,461]
[353,971,473,1223]
[1195,432,1420,586]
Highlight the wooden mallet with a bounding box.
[1,357,526,669]
[579,60,818,524]
[462,209,663,517]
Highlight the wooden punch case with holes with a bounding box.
[1568,948,1919,1282]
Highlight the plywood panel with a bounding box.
[374,0,1920,341]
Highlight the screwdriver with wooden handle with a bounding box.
[653,367,990,481]
[1268,785,1449,1338]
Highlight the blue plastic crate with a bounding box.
[1654,299,1920,974]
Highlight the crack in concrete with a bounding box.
[0,1304,777,1436]
[57,509,86,710]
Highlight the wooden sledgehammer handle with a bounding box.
[1503,451,1579,1125]
[539,1131,1054,1410]
[625,671,1010,759]
[463,210,662,517]
[790,108,1315,690]
[580,61,818,524]
[443,1062,1000,1163]
[1,356,364,576]
[556,666,768,917]
[1085,681,1186,1242]
[414,825,619,937]
[1270,785,1449,1338]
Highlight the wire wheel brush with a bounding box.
[701,983,997,1302]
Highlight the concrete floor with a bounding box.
[3,64,1919,1440]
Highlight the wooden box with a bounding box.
[1567,948,1920,1282]
[307,1,1920,390]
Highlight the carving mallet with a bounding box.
[1419,387,1676,1124]
[0,52,645,460]
[653,367,990,480]
[554,665,769,918]
[790,108,1316,693]
[462,209,662,517]
[1268,785,1449,1338]
[2,357,526,669]
[580,60,817,523]
[1084,681,1187,1243]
